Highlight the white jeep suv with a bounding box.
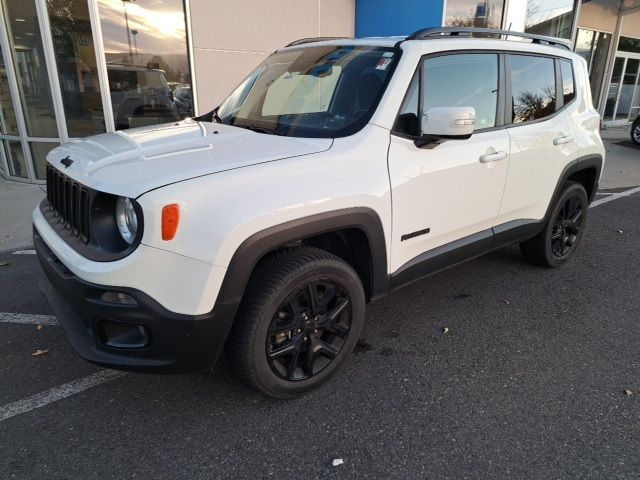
[34,28,605,398]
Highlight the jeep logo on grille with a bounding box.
[60,156,73,169]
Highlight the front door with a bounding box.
[388,52,509,275]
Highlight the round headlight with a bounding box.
[115,197,138,245]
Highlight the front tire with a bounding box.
[520,182,589,267]
[227,247,366,398]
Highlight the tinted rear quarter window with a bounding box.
[560,60,575,105]
[510,55,556,123]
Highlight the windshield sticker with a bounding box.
[376,57,393,71]
[382,52,395,58]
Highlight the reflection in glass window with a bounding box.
[262,66,342,116]
[98,0,192,130]
[445,0,504,29]
[560,60,575,105]
[604,57,625,120]
[422,54,499,130]
[510,55,556,123]
[30,142,59,180]
[575,29,611,107]
[47,0,105,138]
[0,45,19,136]
[3,140,27,178]
[2,0,59,137]
[619,36,640,55]
[525,0,576,39]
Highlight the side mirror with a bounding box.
[416,106,476,148]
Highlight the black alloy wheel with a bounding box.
[228,247,366,398]
[266,281,351,381]
[551,194,584,258]
[520,182,589,267]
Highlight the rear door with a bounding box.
[495,54,579,226]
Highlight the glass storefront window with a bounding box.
[445,0,504,29]
[30,141,58,179]
[619,37,640,54]
[525,0,576,39]
[604,57,625,120]
[3,140,27,178]
[575,29,611,108]
[616,58,639,120]
[2,0,59,137]
[0,45,19,136]
[98,0,192,130]
[47,0,105,138]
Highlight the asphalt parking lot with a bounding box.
[1,188,639,479]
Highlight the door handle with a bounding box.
[553,135,575,145]
[479,151,507,163]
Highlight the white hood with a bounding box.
[46,120,333,198]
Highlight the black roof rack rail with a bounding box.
[404,27,570,50]
[285,37,350,47]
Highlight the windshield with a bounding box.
[216,46,398,138]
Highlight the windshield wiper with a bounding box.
[194,106,222,123]
[237,124,286,136]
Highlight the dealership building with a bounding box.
[1,0,639,183]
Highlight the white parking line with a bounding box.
[591,186,640,208]
[0,370,127,422]
[0,312,58,325]
[12,249,36,255]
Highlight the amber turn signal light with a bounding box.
[161,204,180,241]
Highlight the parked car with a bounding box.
[173,86,193,116]
[35,28,605,398]
[631,115,640,146]
[107,64,179,129]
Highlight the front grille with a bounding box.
[46,164,90,243]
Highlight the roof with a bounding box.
[282,28,571,52]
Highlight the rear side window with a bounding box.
[560,60,575,105]
[509,55,556,123]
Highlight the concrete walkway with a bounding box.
[0,179,45,252]
[0,127,638,251]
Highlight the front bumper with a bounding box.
[35,228,235,373]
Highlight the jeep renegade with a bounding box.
[35,28,605,398]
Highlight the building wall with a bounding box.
[621,9,640,37]
[579,0,621,32]
[355,0,445,37]
[189,0,356,114]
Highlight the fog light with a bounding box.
[100,291,137,305]
[100,320,149,349]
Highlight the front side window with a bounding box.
[510,55,556,123]
[217,46,398,138]
[422,53,499,131]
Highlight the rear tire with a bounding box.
[631,118,640,146]
[227,247,366,398]
[520,182,589,267]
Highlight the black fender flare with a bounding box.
[211,207,389,329]
[544,153,603,221]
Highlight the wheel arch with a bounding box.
[212,208,389,329]
[545,154,602,222]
